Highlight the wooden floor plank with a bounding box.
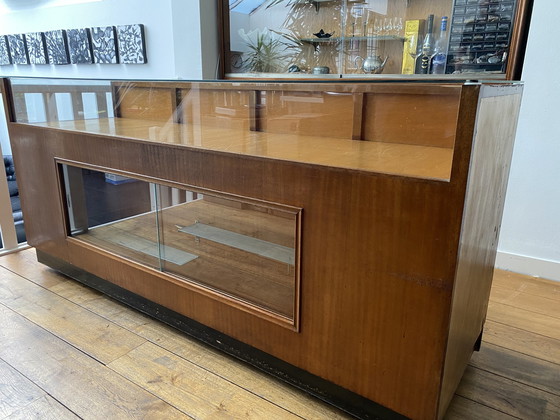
[4,395,80,420]
[490,286,560,319]
[444,395,516,419]
[482,320,560,365]
[108,341,303,419]
[0,359,45,419]
[0,266,146,364]
[486,301,560,341]
[0,249,65,289]
[107,309,353,420]
[15,257,352,420]
[2,250,560,420]
[456,366,560,419]
[492,269,560,301]
[470,342,560,396]
[0,304,189,420]
[48,278,352,420]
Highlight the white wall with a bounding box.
[0,0,218,80]
[497,0,560,281]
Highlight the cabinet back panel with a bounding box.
[362,92,460,148]
[115,86,175,122]
[179,89,252,131]
[259,90,354,139]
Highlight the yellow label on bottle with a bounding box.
[401,20,425,74]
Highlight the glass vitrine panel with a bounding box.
[62,166,160,270]
[225,0,520,78]
[62,165,300,321]
[12,78,461,182]
[156,189,299,319]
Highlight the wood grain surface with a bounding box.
[31,117,454,180]
[6,80,523,419]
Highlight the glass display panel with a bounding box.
[62,165,299,321]
[11,78,461,181]
[62,166,160,270]
[156,189,298,319]
[226,0,519,78]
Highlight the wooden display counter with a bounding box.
[3,78,523,419]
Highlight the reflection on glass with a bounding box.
[227,0,518,77]
[62,166,158,270]
[0,154,26,247]
[10,78,459,181]
[63,165,298,320]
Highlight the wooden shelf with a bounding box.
[32,117,454,181]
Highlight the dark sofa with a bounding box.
[3,155,26,244]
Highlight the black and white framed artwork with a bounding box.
[0,36,11,65]
[67,28,93,64]
[25,32,48,64]
[44,29,70,64]
[7,34,28,65]
[90,26,118,64]
[116,24,146,64]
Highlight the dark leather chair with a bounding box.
[3,155,26,244]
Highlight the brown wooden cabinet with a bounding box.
[3,77,523,419]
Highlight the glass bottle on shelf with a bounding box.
[417,14,435,74]
[431,16,449,74]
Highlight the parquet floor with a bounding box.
[0,248,559,419]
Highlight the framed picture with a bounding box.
[25,32,48,64]
[90,26,118,64]
[0,36,11,65]
[7,34,29,65]
[44,29,70,64]
[67,28,93,64]
[116,24,147,64]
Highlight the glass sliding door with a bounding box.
[61,164,301,323]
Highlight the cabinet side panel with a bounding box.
[438,88,523,418]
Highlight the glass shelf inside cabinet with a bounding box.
[299,35,406,43]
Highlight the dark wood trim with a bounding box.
[0,78,16,123]
[448,84,480,186]
[111,83,121,118]
[37,249,407,420]
[506,0,534,81]
[174,87,182,124]
[54,157,302,215]
[217,0,229,80]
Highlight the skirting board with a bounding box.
[495,251,560,282]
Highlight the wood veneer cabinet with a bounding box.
[4,78,523,419]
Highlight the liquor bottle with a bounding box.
[431,16,449,74]
[417,14,434,74]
